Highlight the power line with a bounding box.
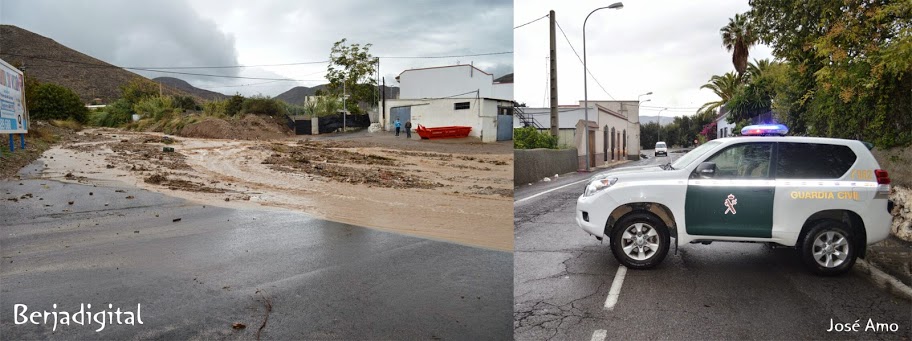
[376,51,512,59]
[514,14,549,29]
[553,19,616,100]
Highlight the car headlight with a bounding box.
[584,177,618,197]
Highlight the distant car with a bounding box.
[654,142,668,156]
[577,124,893,276]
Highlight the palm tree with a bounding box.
[721,13,757,76]
[698,71,742,114]
[745,58,773,82]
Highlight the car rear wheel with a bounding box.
[799,220,857,276]
[610,212,670,269]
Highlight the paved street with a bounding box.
[1,162,512,340]
[514,150,911,340]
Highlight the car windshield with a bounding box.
[656,143,666,148]
[671,140,723,169]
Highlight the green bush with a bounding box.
[241,95,285,116]
[202,99,227,117]
[225,94,244,116]
[88,99,133,127]
[514,126,558,149]
[133,96,177,121]
[173,95,199,111]
[29,83,88,123]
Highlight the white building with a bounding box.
[515,100,642,167]
[381,65,513,142]
[715,106,736,138]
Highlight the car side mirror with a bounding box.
[695,162,716,179]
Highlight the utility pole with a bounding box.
[382,77,387,129]
[549,10,559,137]
[342,78,346,132]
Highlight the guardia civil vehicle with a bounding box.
[576,124,894,275]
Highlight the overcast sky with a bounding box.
[1,0,512,97]
[514,0,773,119]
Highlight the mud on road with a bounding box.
[34,128,513,251]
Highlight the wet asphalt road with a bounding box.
[514,151,911,340]
[1,162,512,340]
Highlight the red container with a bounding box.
[415,125,472,139]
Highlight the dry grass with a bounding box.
[50,119,83,131]
[872,147,912,187]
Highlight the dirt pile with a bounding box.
[179,114,292,140]
[144,173,223,193]
[260,142,442,189]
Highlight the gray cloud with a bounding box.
[1,0,240,83]
[1,0,512,97]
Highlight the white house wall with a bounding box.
[398,65,495,100]
[516,101,642,160]
[382,98,502,142]
[492,83,513,101]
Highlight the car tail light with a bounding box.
[875,169,891,185]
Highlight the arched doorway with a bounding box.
[610,127,616,160]
[622,129,627,159]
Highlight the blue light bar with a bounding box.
[741,124,788,136]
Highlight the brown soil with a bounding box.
[179,115,293,141]
[37,128,513,251]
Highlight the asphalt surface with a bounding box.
[514,150,912,340]
[1,161,512,340]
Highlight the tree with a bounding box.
[326,38,378,114]
[721,13,757,76]
[225,94,245,116]
[30,83,88,123]
[750,0,912,147]
[120,78,158,105]
[313,96,341,118]
[698,72,742,114]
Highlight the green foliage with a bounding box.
[720,12,757,75]
[225,94,244,116]
[747,0,912,148]
[29,83,88,123]
[120,78,158,105]
[313,96,341,117]
[133,96,178,121]
[326,38,378,114]
[88,99,133,127]
[241,95,286,116]
[202,100,228,117]
[513,126,558,149]
[173,95,199,111]
[698,72,742,114]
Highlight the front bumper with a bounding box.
[576,192,618,238]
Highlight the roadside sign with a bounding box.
[0,58,28,134]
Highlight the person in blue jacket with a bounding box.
[394,118,401,137]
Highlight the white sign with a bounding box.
[0,58,28,134]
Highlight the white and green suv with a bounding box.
[576,125,894,276]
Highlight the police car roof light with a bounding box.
[740,124,788,136]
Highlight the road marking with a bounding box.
[603,265,627,310]
[514,178,590,205]
[590,329,608,341]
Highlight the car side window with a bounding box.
[704,143,773,179]
[776,142,857,179]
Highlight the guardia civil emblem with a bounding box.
[724,194,738,215]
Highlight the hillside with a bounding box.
[275,84,400,105]
[153,77,227,101]
[0,25,193,103]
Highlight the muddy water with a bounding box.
[38,129,513,251]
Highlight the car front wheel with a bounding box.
[799,220,857,276]
[609,212,670,269]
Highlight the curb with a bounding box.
[854,258,912,301]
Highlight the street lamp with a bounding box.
[637,91,652,103]
[583,1,623,172]
[657,107,667,141]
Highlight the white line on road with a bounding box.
[603,265,627,310]
[590,329,608,341]
[514,178,589,205]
